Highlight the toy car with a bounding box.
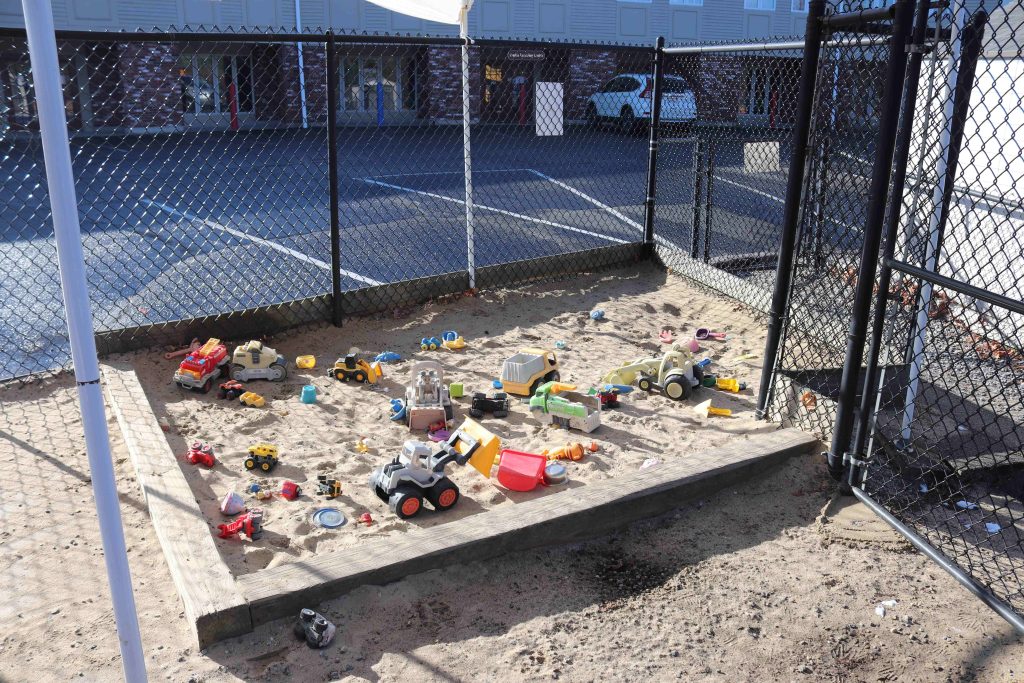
[245,443,279,472]
[294,608,336,649]
[230,340,287,382]
[174,338,229,392]
[217,509,263,540]
[238,391,266,407]
[596,388,621,409]
[217,380,245,400]
[468,392,510,419]
[329,354,383,384]
[184,441,215,467]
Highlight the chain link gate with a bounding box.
[756,0,1024,631]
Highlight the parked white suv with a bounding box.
[586,73,697,129]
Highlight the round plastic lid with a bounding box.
[543,462,568,485]
[312,507,347,528]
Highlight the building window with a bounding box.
[791,0,808,12]
[2,62,35,128]
[340,56,417,114]
[178,54,255,116]
[744,0,776,9]
[670,0,703,5]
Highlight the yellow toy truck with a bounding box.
[500,348,560,396]
[245,443,279,472]
[329,354,383,384]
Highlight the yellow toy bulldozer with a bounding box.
[330,354,383,384]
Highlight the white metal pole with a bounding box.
[20,1,148,681]
[900,7,964,441]
[295,0,309,129]
[460,4,476,289]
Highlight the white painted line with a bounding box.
[358,178,628,245]
[713,174,785,204]
[525,168,645,233]
[365,168,534,178]
[142,198,384,286]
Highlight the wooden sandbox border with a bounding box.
[103,363,818,647]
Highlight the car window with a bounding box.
[619,77,639,92]
[662,76,692,94]
[602,77,624,93]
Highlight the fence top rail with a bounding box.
[663,33,889,54]
[0,26,653,51]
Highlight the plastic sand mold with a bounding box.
[312,508,347,529]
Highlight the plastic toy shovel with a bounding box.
[695,328,727,341]
[694,399,732,418]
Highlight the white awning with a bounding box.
[363,0,473,26]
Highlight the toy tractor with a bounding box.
[244,443,279,473]
[368,419,499,520]
[330,354,383,384]
[601,342,703,401]
[230,340,287,382]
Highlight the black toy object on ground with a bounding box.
[468,392,510,419]
[294,608,336,648]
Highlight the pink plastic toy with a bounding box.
[695,328,727,341]
[496,449,548,492]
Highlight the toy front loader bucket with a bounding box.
[454,418,500,478]
[370,361,383,380]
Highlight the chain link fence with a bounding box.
[0,29,651,381]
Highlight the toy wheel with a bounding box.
[444,403,454,421]
[269,363,287,381]
[469,408,483,418]
[493,410,509,419]
[352,370,367,383]
[545,370,560,382]
[390,488,424,520]
[638,376,653,392]
[230,364,246,381]
[334,369,347,381]
[260,461,272,472]
[427,480,460,511]
[201,378,213,394]
[528,378,543,396]
[217,389,227,399]
[244,458,256,470]
[693,365,704,386]
[664,377,691,401]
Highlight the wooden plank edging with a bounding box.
[102,363,252,648]
[238,427,816,627]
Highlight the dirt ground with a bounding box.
[1,268,1022,682]
[121,266,770,575]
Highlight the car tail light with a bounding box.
[640,77,653,99]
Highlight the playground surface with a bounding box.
[117,265,769,576]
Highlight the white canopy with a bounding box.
[363,0,473,26]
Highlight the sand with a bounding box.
[124,265,771,575]
[2,265,1021,682]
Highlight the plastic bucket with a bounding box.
[496,449,547,492]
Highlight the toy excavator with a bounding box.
[368,418,499,520]
[601,342,703,401]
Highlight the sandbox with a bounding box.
[104,265,816,646]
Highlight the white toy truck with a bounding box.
[404,360,454,430]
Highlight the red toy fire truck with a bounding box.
[174,338,229,393]
[184,441,216,468]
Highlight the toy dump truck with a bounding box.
[601,342,702,401]
[500,348,560,396]
[230,340,287,382]
[174,338,229,392]
[368,418,499,519]
[404,360,454,430]
[529,381,601,433]
[330,354,383,384]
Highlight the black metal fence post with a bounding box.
[643,36,666,256]
[691,139,704,259]
[825,0,916,482]
[755,0,827,418]
[326,31,343,327]
[703,140,715,263]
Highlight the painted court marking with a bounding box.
[142,198,384,286]
[357,177,629,245]
[525,169,645,233]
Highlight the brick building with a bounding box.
[0,0,841,135]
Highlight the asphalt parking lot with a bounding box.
[1,123,831,378]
